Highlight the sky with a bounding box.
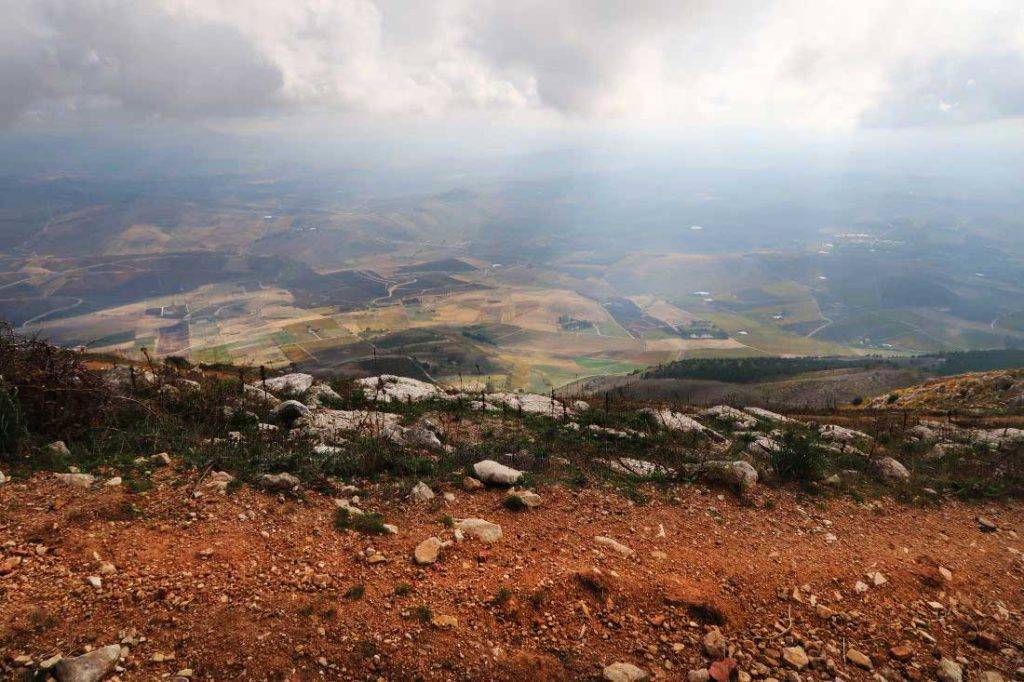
[3,0,1024,135]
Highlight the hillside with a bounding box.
[871,369,1024,412]
[2,329,1024,680]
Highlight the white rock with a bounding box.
[455,518,503,543]
[55,473,95,488]
[743,406,799,424]
[257,472,300,491]
[640,409,725,440]
[357,375,443,402]
[305,383,342,407]
[597,457,673,478]
[414,536,443,564]
[874,456,910,483]
[819,424,871,443]
[594,535,635,557]
[410,481,435,502]
[473,459,523,486]
[86,575,102,589]
[47,441,71,457]
[603,662,650,681]
[507,488,542,508]
[261,372,314,394]
[688,460,758,495]
[305,409,399,442]
[241,382,281,406]
[104,477,122,487]
[700,405,758,429]
[0,471,8,485]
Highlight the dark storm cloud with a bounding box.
[0,1,283,125]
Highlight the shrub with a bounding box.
[334,508,389,535]
[503,494,528,511]
[772,432,826,482]
[394,583,413,597]
[0,381,27,456]
[344,584,366,600]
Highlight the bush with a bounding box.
[772,432,826,482]
[334,508,389,535]
[0,381,27,456]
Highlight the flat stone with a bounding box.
[410,481,435,502]
[455,518,503,543]
[55,473,95,488]
[936,658,963,682]
[473,459,522,486]
[257,472,300,492]
[594,535,635,558]
[782,646,809,670]
[53,644,121,682]
[414,537,443,564]
[603,662,650,681]
[846,649,872,670]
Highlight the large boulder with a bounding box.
[357,375,443,402]
[597,457,674,478]
[685,460,758,496]
[242,383,281,407]
[304,409,400,443]
[257,472,301,492]
[473,460,523,486]
[305,383,342,408]
[640,409,725,441]
[873,456,910,483]
[272,399,310,426]
[261,373,315,394]
[743,406,799,425]
[699,405,757,430]
[53,644,121,682]
[819,424,871,443]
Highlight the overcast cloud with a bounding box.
[2,0,1023,130]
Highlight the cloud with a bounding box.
[0,1,284,125]
[864,50,1024,127]
[3,0,1024,130]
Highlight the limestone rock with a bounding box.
[53,644,121,682]
[873,456,910,483]
[603,662,650,681]
[456,518,503,543]
[473,459,523,486]
[262,372,314,394]
[702,628,727,659]
[257,472,300,492]
[272,399,310,426]
[55,473,95,488]
[414,537,443,564]
[410,481,435,502]
[357,375,443,402]
[782,646,809,670]
[936,658,962,682]
[845,649,872,670]
[594,535,635,558]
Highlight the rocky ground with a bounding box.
[2,461,1023,681]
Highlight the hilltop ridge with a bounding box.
[1,328,1023,680]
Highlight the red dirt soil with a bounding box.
[2,468,1023,680]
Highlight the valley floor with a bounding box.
[2,469,1022,680]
